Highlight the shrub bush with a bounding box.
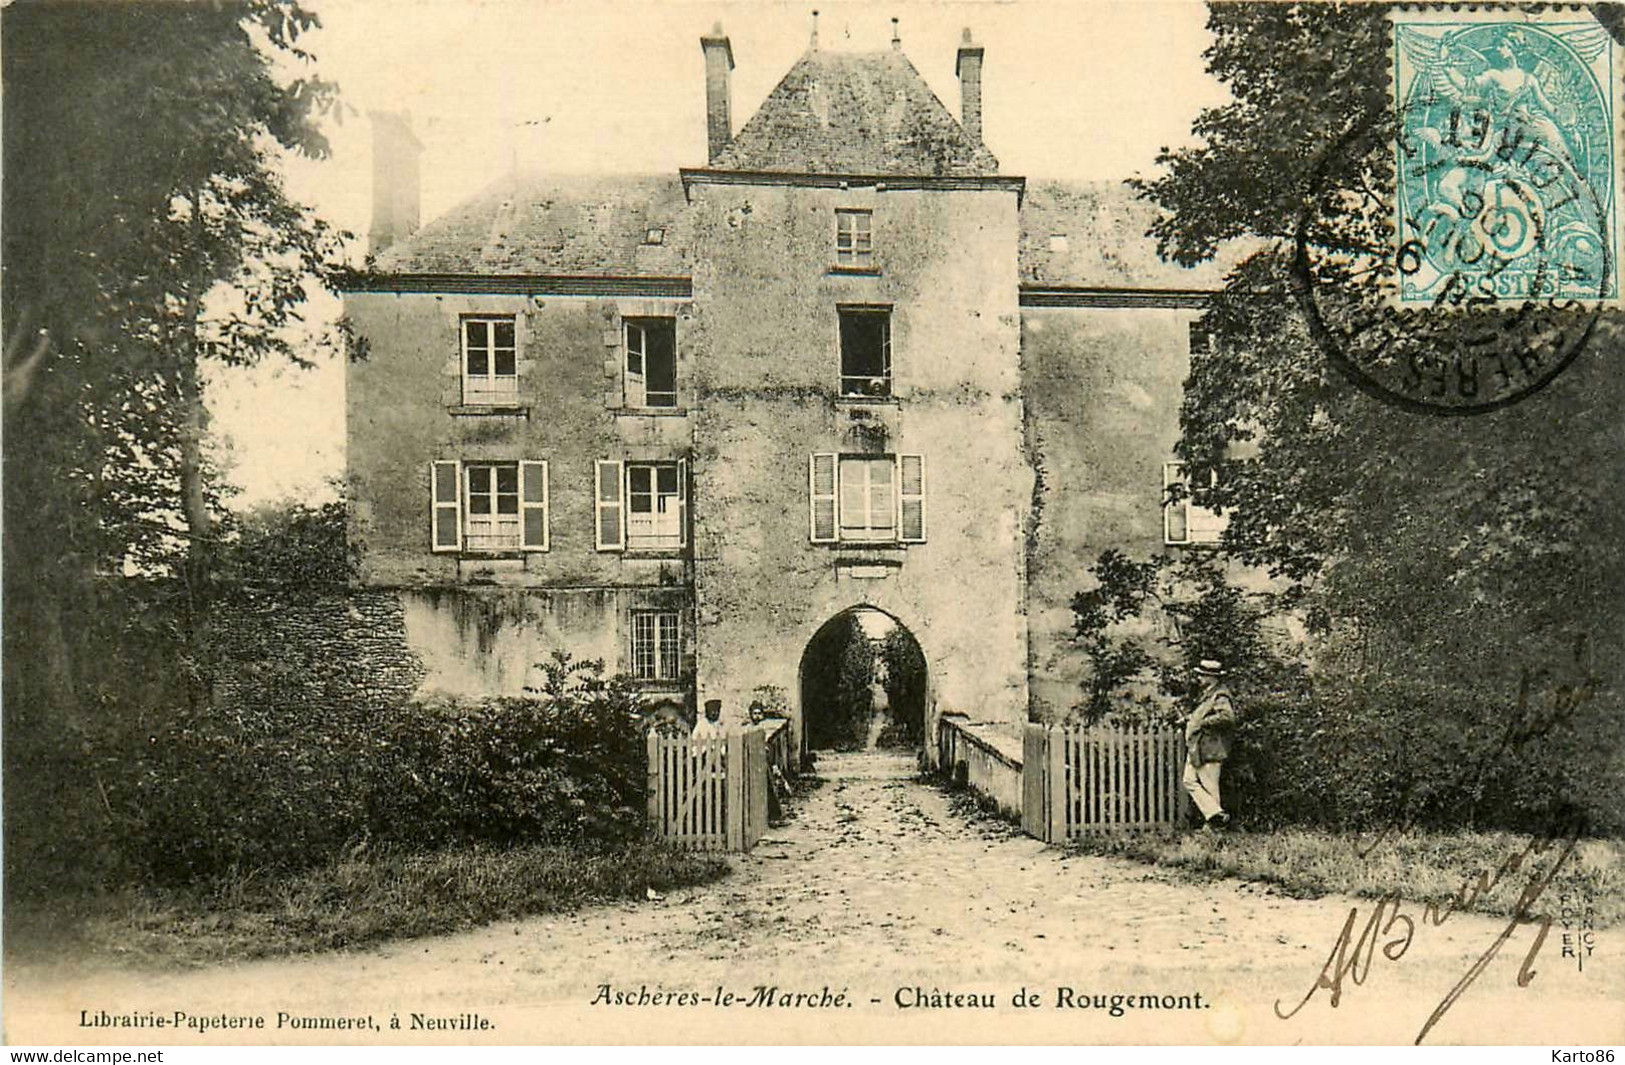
[94,652,648,883]
[1223,676,1623,835]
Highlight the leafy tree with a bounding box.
[216,495,359,601]
[1130,3,1625,693]
[3,2,349,890]
[2,1,348,717]
[1069,549,1299,724]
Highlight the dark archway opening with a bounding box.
[798,608,927,752]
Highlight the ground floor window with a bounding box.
[631,610,681,681]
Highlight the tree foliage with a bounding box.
[3,2,350,889]
[1069,550,1300,724]
[2,2,348,715]
[1131,3,1625,692]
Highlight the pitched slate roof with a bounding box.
[372,172,688,276]
[712,48,998,176]
[1018,179,1252,289]
[374,174,1247,292]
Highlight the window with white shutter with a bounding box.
[1164,461,1227,546]
[431,460,461,552]
[432,460,549,554]
[595,460,625,551]
[809,453,837,543]
[809,453,926,545]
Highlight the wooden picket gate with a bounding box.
[1022,723,1191,842]
[646,728,770,851]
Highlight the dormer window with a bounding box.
[835,209,874,269]
[461,316,518,405]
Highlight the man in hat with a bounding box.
[1184,659,1237,830]
[691,698,725,740]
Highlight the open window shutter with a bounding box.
[899,454,925,542]
[809,453,837,543]
[1163,462,1189,544]
[595,459,625,551]
[520,460,549,551]
[431,460,462,552]
[624,323,646,407]
[677,457,689,547]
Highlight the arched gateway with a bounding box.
[797,607,927,755]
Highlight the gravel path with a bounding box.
[6,751,1620,1045]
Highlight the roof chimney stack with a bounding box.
[809,10,819,50]
[890,18,901,50]
[701,22,735,164]
[369,110,422,257]
[955,28,985,146]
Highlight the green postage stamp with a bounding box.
[1392,6,1621,306]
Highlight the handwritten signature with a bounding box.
[1274,817,1583,1044]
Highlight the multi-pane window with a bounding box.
[625,318,677,408]
[835,209,874,268]
[631,611,681,681]
[429,460,548,553]
[465,463,520,550]
[627,463,683,549]
[462,317,518,404]
[838,457,896,542]
[1164,462,1227,546]
[839,307,891,398]
[594,459,688,552]
[809,453,925,544]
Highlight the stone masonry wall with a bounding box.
[683,181,1030,750]
[1022,305,1198,720]
[206,591,428,713]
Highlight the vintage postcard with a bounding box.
[3,0,1621,1048]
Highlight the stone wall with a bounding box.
[344,291,696,590]
[207,586,696,714]
[1021,305,1199,721]
[206,591,428,713]
[682,181,1031,749]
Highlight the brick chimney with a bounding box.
[955,28,985,146]
[369,110,422,257]
[700,23,734,165]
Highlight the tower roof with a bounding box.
[712,48,998,177]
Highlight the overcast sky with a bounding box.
[215,0,1227,508]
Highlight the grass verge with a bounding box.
[7,841,730,969]
[1068,826,1625,927]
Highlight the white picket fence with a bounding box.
[646,728,772,851]
[1022,723,1191,841]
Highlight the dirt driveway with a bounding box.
[6,751,1620,1045]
